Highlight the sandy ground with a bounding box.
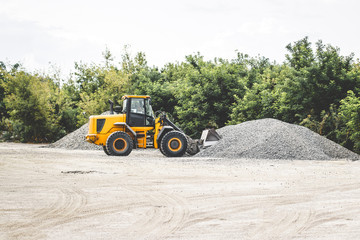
[0,143,360,240]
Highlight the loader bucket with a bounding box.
[200,128,222,148]
[186,136,200,156]
[185,128,221,156]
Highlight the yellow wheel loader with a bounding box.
[85,95,221,157]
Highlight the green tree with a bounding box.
[129,67,177,114]
[56,79,80,133]
[277,38,358,123]
[229,64,296,123]
[337,90,360,153]
[285,36,315,70]
[76,66,130,125]
[0,62,8,125]
[170,54,245,137]
[2,71,63,142]
[73,62,106,95]
[0,62,21,126]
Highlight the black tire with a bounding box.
[103,146,111,155]
[158,133,167,156]
[160,131,187,157]
[106,131,133,156]
[159,143,167,156]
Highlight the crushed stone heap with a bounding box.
[48,111,112,150]
[196,118,360,161]
[48,123,102,150]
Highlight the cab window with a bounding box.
[130,98,145,114]
[122,99,128,113]
[145,99,155,125]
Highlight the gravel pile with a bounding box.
[48,122,102,150]
[196,118,360,161]
[48,111,112,150]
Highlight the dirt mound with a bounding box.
[196,118,360,160]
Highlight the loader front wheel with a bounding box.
[103,146,111,155]
[106,131,133,156]
[160,131,187,157]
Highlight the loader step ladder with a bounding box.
[136,131,146,148]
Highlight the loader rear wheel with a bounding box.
[160,131,187,157]
[106,131,133,156]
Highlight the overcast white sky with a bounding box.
[0,0,359,76]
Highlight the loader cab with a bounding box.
[122,96,155,127]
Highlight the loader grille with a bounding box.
[96,119,106,133]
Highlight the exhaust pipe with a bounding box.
[108,99,114,114]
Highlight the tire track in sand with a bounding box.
[2,184,187,240]
[119,185,190,240]
[249,185,360,240]
[3,187,87,240]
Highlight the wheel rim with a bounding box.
[168,138,182,151]
[113,138,127,151]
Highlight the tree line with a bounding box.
[1,37,359,153]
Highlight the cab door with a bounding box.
[127,98,145,126]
